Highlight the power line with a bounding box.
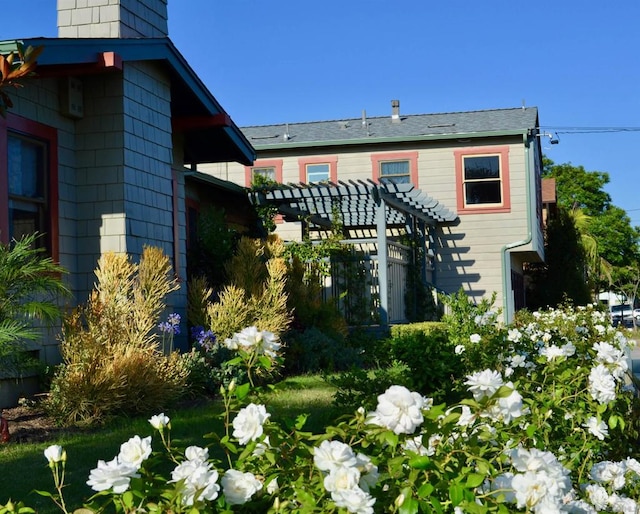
[540,126,640,135]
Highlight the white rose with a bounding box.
[148,413,170,430]
[367,385,425,434]
[313,440,357,473]
[232,403,270,445]
[87,457,139,494]
[118,435,152,468]
[221,469,263,505]
[44,444,65,464]
[185,445,209,462]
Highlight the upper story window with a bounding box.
[306,163,330,183]
[379,160,410,184]
[455,146,510,214]
[298,156,338,184]
[252,166,275,182]
[371,151,418,186]
[1,114,58,258]
[244,159,283,187]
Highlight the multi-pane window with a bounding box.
[462,155,501,205]
[7,133,48,245]
[379,160,410,185]
[306,163,330,183]
[251,166,275,183]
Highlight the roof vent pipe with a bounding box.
[391,99,400,122]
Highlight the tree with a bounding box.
[543,158,640,294]
[526,208,591,310]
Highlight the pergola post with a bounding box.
[376,192,389,327]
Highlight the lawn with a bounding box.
[0,374,345,513]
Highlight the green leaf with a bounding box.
[466,473,486,488]
[449,483,464,506]
[417,482,435,498]
[235,382,251,400]
[409,455,432,470]
[608,415,618,429]
[526,423,536,437]
[398,487,419,514]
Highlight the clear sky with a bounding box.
[6,1,640,224]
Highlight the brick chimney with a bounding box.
[57,0,169,38]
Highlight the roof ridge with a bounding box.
[241,106,538,129]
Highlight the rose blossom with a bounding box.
[44,444,65,464]
[232,403,270,445]
[367,385,425,434]
[118,435,152,468]
[314,440,357,472]
[87,457,139,494]
[221,469,263,505]
[464,369,504,401]
[148,413,170,430]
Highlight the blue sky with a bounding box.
[7,1,640,223]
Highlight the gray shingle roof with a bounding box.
[242,107,539,148]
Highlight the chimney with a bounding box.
[57,0,169,38]
[391,99,400,123]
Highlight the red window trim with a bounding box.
[244,159,283,187]
[454,146,511,214]
[370,151,419,185]
[297,155,338,183]
[0,113,59,260]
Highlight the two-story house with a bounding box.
[201,102,545,323]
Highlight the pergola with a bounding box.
[250,180,458,325]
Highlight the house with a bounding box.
[0,0,255,365]
[201,101,545,323]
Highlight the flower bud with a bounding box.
[228,378,237,393]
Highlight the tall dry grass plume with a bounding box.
[205,235,291,340]
[47,247,187,426]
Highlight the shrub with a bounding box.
[283,327,362,374]
[15,305,640,513]
[204,236,291,340]
[46,247,188,426]
[0,233,69,375]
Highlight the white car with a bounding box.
[609,304,634,326]
[634,308,640,321]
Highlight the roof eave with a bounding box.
[9,37,255,166]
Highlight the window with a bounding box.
[244,159,283,187]
[455,146,510,213]
[0,114,58,258]
[298,156,338,183]
[252,166,275,182]
[306,163,329,183]
[371,152,418,186]
[379,160,410,184]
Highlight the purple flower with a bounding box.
[191,326,216,350]
[158,314,181,335]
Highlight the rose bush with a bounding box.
[4,303,640,513]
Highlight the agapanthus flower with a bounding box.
[158,313,181,335]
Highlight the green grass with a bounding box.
[0,374,345,512]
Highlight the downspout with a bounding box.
[501,134,534,322]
